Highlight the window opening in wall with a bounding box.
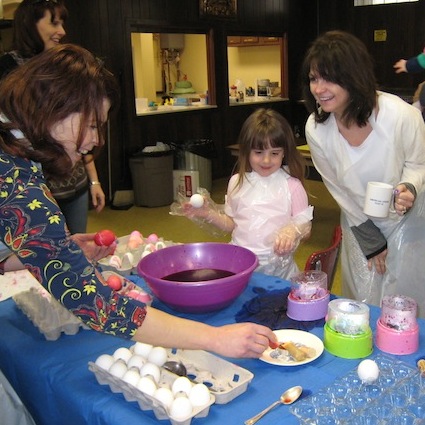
[354,0,418,5]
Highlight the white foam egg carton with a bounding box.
[165,348,254,404]
[13,287,88,341]
[88,347,254,424]
[88,360,214,425]
[98,233,177,276]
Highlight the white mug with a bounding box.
[363,182,394,218]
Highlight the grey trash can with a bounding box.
[171,139,215,192]
[129,150,174,207]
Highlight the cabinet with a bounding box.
[227,36,280,47]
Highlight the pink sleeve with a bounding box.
[288,177,309,217]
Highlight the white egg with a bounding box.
[190,194,204,208]
[122,368,140,387]
[170,396,193,420]
[109,360,128,378]
[154,387,175,409]
[188,383,210,407]
[113,347,132,363]
[127,354,146,371]
[147,346,168,367]
[171,376,193,396]
[95,354,115,371]
[141,362,161,383]
[133,342,153,358]
[357,359,380,384]
[136,376,157,396]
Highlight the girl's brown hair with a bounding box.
[301,30,377,127]
[13,0,68,58]
[234,108,306,190]
[0,43,119,179]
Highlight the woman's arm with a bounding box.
[83,155,105,213]
[134,306,276,358]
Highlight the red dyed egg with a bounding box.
[106,275,122,291]
[94,229,117,246]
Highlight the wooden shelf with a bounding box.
[227,36,280,47]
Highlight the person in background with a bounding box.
[0,0,105,234]
[301,30,425,316]
[393,48,425,119]
[393,47,425,74]
[0,43,277,357]
[176,108,313,280]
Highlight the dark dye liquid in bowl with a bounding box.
[163,269,235,282]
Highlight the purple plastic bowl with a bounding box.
[137,242,258,313]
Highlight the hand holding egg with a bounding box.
[94,229,117,246]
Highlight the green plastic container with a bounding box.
[323,323,373,359]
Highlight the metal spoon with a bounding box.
[244,385,303,425]
[163,360,188,376]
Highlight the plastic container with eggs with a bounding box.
[13,287,89,340]
[89,343,254,425]
[97,231,176,276]
[101,271,153,304]
[290,354,425,424]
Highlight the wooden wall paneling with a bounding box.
[64,0,318,197]
[317,0,425,95]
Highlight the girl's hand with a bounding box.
[274,225,299,255]
[182,200,211,219]
[70,233,116,262]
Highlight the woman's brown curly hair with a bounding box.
[0,43,120,179]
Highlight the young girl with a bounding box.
[181,108,313,279]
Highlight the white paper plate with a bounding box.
[260,329,324,366]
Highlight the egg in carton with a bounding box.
[164,348,254,404]
[98,231,174,276]
[89,347,215,425]
[101,271,153,305]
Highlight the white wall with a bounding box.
[228,45,281,92]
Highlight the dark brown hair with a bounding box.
[234,108,306,190]
[13,0,68,58]
[0,43,119,179]
[301,30,377,127]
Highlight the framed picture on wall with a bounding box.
[199,0,237,19]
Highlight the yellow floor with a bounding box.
[88,178,342,294]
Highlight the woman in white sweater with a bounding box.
[301,30,425,316]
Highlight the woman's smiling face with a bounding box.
[309,69,350,118]
[36,9,66,51]
[49,99,110,165]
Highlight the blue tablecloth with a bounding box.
[0,272,423,425]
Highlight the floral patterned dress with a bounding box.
[0,152,146,338]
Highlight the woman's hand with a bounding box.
[90,184,106,213]
[212,323,277,358]
[367,249,388,274]
[70,233,116,262]
[393,183,415,216]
